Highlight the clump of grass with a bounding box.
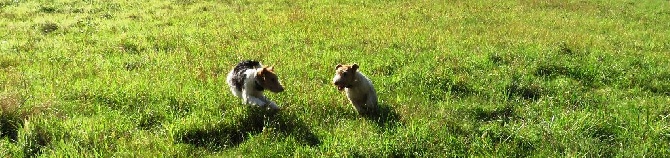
[0,57,19,69]
[123,61,143,71]
[450,80,475,97]
[101,12,113,19]
[661,128,670,142]
[579,116,625,157]
[0,1,19,8]
[473,105,516,123]
[557,41,584,56]
[534,63,605,88]
[370,62,401,76]
[418,76,476,101]
[535,64,572,79]
[137,110,166,130]
[488,53,516,65]
[0,112,21,142]
[1,91,57,157]
[475,123,538,157]
[0,92,23,142]
[505,80,543,101]
[20,120,52,157]
[638,73,670,96]
[120,41,142,54]
[151,35,180,53]
[175,0,196,5]
[39,6,58,13]
[36,22,59,34]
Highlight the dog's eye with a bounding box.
[342,73,347,77]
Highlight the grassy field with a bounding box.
[1,0,670,157]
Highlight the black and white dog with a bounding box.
[226,60,284,109]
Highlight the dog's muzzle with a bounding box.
[334,83,351,91]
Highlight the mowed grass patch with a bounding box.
[2,0,670,157]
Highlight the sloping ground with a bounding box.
[1,0,669,157]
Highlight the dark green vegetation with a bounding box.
[1,0,669,157]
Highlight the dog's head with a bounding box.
[256,66,284,93]
[332,64,359,91]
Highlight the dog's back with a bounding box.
[346,71,378,114]
[226,60,284,109]
[230,60,262,91]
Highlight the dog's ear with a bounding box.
[351,64,359,70]
[257,68,265,76]
[335,64,342,70]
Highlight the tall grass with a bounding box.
[1,0,669,157]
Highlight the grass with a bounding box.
[1,0,670,157]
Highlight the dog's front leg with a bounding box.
[244,96,266,106]
[259,96,279,109]
[242,91,266,106]
[267,102,279,109]
[350,99,367,114]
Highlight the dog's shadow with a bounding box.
[361,103,403,130]
[177,107,319,151]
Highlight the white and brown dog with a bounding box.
[226,60,284,109]
[332,64,378,115]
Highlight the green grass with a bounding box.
[1,0,670,157]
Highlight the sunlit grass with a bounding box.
[1,0,669,157]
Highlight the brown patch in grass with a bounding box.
[1,92,21,113]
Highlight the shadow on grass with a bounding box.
[177,107,319,151]
[1,93,23,143]
[0,112,21,142]
[638,73,670,96]
[421,77,477,101]
[505,78,543,101]
[23,125,52,158]
[535,64,598,87]
[269,110,321,147]
[362,103,403,130]
[473,105,516,124]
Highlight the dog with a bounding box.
[226,60,284,109]
[332,64,378,115]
